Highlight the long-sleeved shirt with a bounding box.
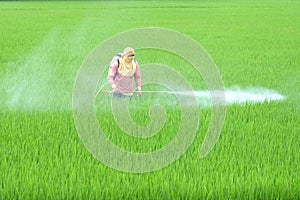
[107,61,141,95]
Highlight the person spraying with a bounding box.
[107,47,142,97]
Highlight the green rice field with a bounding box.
[1,1,300,199]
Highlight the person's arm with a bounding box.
[107,61,118,90]
[134,62,141,96]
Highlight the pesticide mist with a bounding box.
[0,28,285,111]
[139,87,285,108]
[0,26,92,112]
[194,87,285,107]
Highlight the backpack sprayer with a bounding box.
[96,52,195,97]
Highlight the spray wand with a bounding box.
[95,83,196,97]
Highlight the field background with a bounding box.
[1,1,300,199]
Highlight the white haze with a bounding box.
[192,87,285,107]
[0,28,285,111]
[1,23,92,112]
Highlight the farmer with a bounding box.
[107,47,142,98]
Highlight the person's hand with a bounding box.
[112,84,116,92]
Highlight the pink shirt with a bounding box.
[107,61,141,94]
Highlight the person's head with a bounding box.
[122,47,135,63]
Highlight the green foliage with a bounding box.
[0,1,299,199]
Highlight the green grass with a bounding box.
[1,1,300,199]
